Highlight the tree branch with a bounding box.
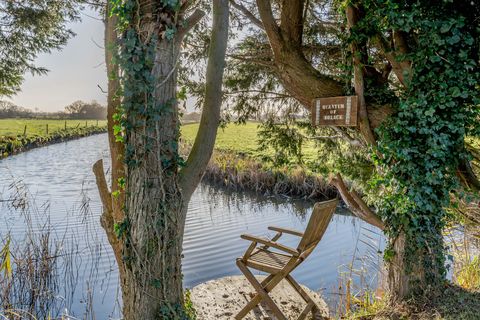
[280,0,305,44]
[93,159,113,215]
[104,2,125,222]
[330,173,385,230]
[375,33,411,87]
[230,0,264,29]
[254,0,345,109]
[176,9,206,45]
[346,4,376,145]
[179,0,229,202]
[256,0,283,46]
[458,157,480,191]
[331,126,364,147]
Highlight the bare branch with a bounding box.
[180,0,229,202]
[230,0,264,29]
[375,34,411,87]
[176,9,206,44]
[346,4,376,145]
[280,0,305,44]
[331,126,364,147]
[93,159,113,215]
[256,0,282,46]
[330,173,385,230]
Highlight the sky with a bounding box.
[8,8,107,113]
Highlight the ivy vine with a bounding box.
[349,0,480,294]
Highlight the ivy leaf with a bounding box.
[165,27,177,41]
[447,34,461,45]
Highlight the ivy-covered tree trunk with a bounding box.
[232,0,479,304]
[120,40,186,318]
[94,1,229,319]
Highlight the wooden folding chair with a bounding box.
[235,198,339,320]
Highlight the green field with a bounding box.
[181,122,318,161]
[0,119,107,137]
[181,122,259,155]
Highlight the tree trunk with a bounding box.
[94,1,229,318]
[387,233,410,301]
[387,230,445,302]
[119,40,186,319]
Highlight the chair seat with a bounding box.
[244,248,293,273]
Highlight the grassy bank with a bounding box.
[0,119,107,158]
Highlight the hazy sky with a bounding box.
[8,8,107,113]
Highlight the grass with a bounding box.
[0,119,107,137]
[181,122,319,162]
[181,122,261,156]
[361,285,480,320]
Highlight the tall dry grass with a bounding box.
[0,178,118,319]
[197,148,337,200]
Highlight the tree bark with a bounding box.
[119,39,186,318]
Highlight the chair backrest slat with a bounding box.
[297,199,338,253]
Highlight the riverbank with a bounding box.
[182,122,337,201]
[0,125,107,158]
[190,275,329,319]
[344,284,480,320]
[200,148,337,201]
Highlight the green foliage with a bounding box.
[114,218,130,238]
[257,119,305,167]
[183,289,197,320]
[351,0,480,290]
[0,0,80,96]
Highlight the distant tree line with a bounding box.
[63,100,107,119]
[0,100,107,120]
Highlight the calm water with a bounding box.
[0,134,384,319]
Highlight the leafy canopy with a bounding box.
[0,0,81,96]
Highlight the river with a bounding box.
[0,134,384,319]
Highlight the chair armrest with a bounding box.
[268,226,304,237]
[240,234,299,256]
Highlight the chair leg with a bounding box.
[286,275,323,319]
[235,259,287,320]
[297,301,315,320]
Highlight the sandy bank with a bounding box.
[191,275,329,319]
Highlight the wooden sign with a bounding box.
[311,96,358,127]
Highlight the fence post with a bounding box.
[96,120,99,126]
[85,121,88,127]
[65,120,67,130]
[46,124,49,135]
[23,125,27,137]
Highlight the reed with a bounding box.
[190,146,337,201]
[332,225,385,319]
[0,179,116,319]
